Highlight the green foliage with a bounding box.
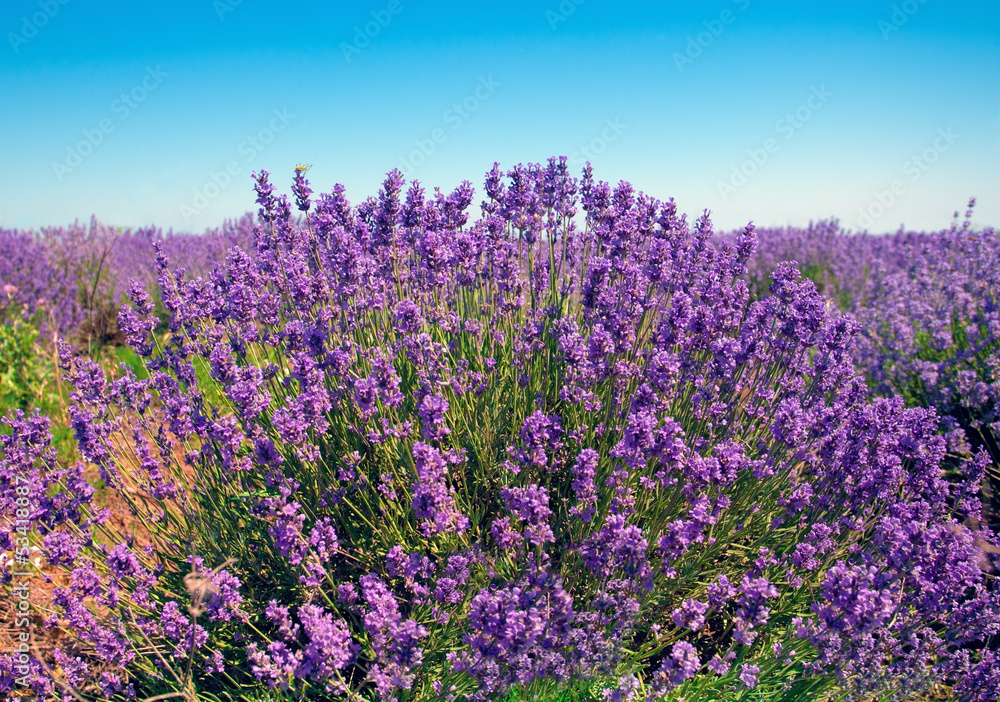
[797,264,831,298]
[0,310,72,455]
[500,679,603,702]
[0,313,42,413]
[114,343,150,380]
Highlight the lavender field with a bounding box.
[4,1,1000,700]
[1,161,998,701]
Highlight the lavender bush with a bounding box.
[2,162,998,702]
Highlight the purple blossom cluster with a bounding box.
[1,162,997,702]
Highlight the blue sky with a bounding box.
[1,0,997,234]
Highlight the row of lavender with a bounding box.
[746,204,1000,519]
[0,163,997,701]
[0,215,254,345]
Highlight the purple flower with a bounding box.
[417,393,451,441]
[501,484,554,547]
[515,411,563,470]
[292,166,313,212]
[297,604,358,678]
[738,663,760,689]
[106,543,142,579]
[569,448,600,522]
[410,442,469,536]
[650,641,701,694]
[308,517,339,562]
[671,598,709,631]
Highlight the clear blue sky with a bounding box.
[1,0,997,233]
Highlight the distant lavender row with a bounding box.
[0,230,77,338]
[0,214,255,340]
[745,204,1000,512]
